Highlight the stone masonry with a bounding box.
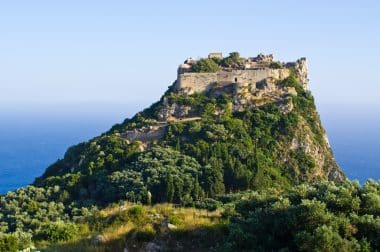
[174,53,308,95]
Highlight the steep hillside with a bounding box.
[6,52,380,252]
[34,52,344,207]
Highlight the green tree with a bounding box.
[0,234,18,252]
[191,58,219,72]
[222,52,243,67]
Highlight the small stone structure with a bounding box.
[120,125,167,143]
[208,52,223,59]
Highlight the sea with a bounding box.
[0,103,379,194]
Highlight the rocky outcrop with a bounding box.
[287,57,308,89]
[232,77,298,112]
[288,118,344,182]
[158,97,191,121]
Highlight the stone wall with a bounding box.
[175,72,218,93]
[121,125,167,143]
[175,68,291,94]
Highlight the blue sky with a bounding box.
[1,0,379,113]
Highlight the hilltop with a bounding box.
[36,52,344,199]
[6,52,380,252]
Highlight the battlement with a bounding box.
[175,53,308,94]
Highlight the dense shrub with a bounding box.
[191,58,219,73]
[222,52,243,67]
[225,181,380,251]
[0,234,18,252]
[195,198,221,211]
[127,205,148,226]
[36,221,78,242]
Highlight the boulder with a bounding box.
[92,234,106,245]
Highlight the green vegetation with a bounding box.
[225,180,380,251]
[191,58,220,73]
[270,61,284,69]
[1,181,379,251]
[221,52,244,67]
[0,61,372,251]
[190,52,245,72]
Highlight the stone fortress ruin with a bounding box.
[121,52,309,147]
[175,52,308,94]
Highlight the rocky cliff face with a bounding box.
[128,54,344,183]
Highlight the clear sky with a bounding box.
[1,0,379,113]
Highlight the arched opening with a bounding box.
[235,77,238,82]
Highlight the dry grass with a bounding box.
[40,203,224,252]
[101,222,134,243]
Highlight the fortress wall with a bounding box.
[137,127,166,142]
[217,69,290,86]
[123,126,166,142]
[176,68,290,94]
[176,72,218,93]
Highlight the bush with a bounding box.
[221,203,235,220]
[191,59,219,73]
[36,221,78,243]
[0,234,18,252]
[222,52,243,67]
[127,205,148,226]
[168,213,185,226]
[225,181,380,251]
[195,198,221,211]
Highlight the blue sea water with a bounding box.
[320,105,380,183]
[0,103,379,194]
[0,103,143,194]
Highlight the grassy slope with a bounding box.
[41,203,225,252]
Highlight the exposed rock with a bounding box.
[92,234,106,245]
[145,242,161,252]
[285,87,297,96]
[158,217,177,233]
[167,223,177,230]
[253,53,274,63]
[158,101,191,121]
[287,116,345,182]
[328,167,345,182]
[323,133,331,148]
[278,99,294,113]
[229,76,298,113]
[294,58,309,89]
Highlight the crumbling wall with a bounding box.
[217,69,290,86]
[175,72,218,94]
[121,126,167,143]
[176,68,291,94]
